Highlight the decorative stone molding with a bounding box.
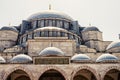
[3,66,34,80]
[37,65,69,80]
[71,65,100,80]
[101,66,120,80]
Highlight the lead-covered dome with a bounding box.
[0,26,18,32]
[106,41,120,52]
[96,54,118,62]
[71,54,91,62]
[27,10,73,21]
[39,47,64,56]
[82,26,100,32]
[0,56,6,63]
[10,54,32,63]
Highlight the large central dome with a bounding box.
[27,10,73,21]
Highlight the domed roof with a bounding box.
[82,26,100,32]
[34,26,67,32]
[27,10,73,21]
[71,54,91,62]
[39,47,64,56]
[10,54,32,63]
[106,41,120,50]
[0,26,18,32]
[96,54,118,62]
[0,56,6,63]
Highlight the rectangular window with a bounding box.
[44,31,49,37]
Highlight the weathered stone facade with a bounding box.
[0,10,120,80]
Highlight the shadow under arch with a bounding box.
[38,66,69,80]
[71,66,99,80]
[103,66,120,80]
[3,66,34,80]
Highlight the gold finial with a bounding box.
[49,4,51,10]
[89,23,91,26]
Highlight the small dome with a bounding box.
[1,26,18,32]
[28,10,73,21]
[96,54,118,62]
[71,54,91,62]
[10,54,32,63]
[106,41,120,50]
[34,26,67,32]
[0,56,6,63]
[39,47,64,56]
[82,26,100,32]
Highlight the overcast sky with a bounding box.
[0,0,120,41]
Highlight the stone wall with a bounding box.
[0,31,18,41]
[28,37,76,56]
[0,41,16,51]
[85,41,112,52]
[0,63,120,80]
[0,30,18,51]
[82,31,103,42]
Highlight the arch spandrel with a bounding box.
[71,65,100,80]
[101,66,120,80]
[3,66,34,80]
[38,66,69,80]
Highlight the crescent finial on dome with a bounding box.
[49,4,51,10]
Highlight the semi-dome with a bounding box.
[0,26,18,32]
[27,10,73,21]
[96,54,118,62]
[39,47,64,56]
[71,54,91,62]
[10,54,32,63]
[0,56,6,63]
[82,26,100,32]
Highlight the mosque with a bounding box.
[0,7,120,80]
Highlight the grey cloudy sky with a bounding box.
[0,0,120,41]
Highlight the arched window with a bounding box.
[40,20,44,27]
[48,20,52,26]
[38,20,41,28]
[52,31,57,37]
[44,31,49,37]
[52,20,56,26]
[34,32,40,37]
